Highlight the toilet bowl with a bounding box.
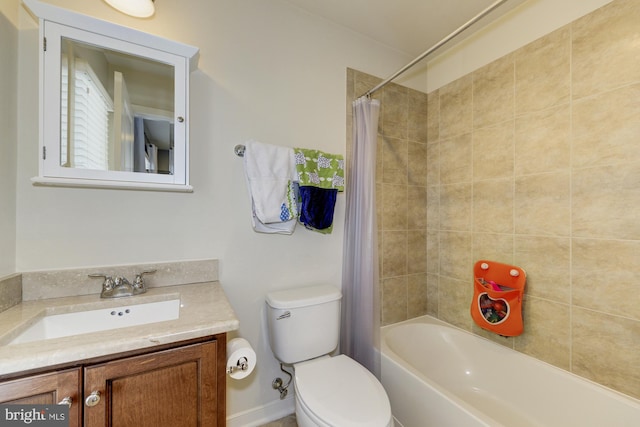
[294,355,393,427]
[266,284,394,427]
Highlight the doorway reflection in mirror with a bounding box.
[60,38,175,175]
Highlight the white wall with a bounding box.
[14,0,419,423]
[0,0,18,278]
[426,0,614,91]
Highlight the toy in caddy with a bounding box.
[471,260,526,336]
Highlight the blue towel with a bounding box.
[298,186,338,233]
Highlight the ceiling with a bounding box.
[282,0,527,57]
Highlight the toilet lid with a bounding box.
[294,355,392,427]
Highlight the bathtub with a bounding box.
[381,315,640,427]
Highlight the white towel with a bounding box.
[243,140,298,234]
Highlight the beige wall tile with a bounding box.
[572,83,640,169]
[407,185,427,229]
[408,141,428,186]
[407,230,427,274]
[514,296,570,370]
[426,140,439,186]
[440,133,472,184]
[515,105,570,176]
[407,90,428,143]
[515,26,570,115]
[427,90,440,143]
[514,236,570,303]
[439,74,473,139]
[572,163,640,240]
[382,136,408,184]
[473,233,514,266]
[377,230,383,279]
[426,273,439,316]
[473,178,514,234]
[426,230,439,274]
[572,0,640,100]
[382,276,408,325]
[514,172,570,237]
[382,84,408,139]
[407,273,428,318]
[439,183,472,232]
[572,238,640,319]
[473,54,514,128]
[572,307,640,399]
[382,230,407,278]
[376,182,383,229]
[473,121,514,181]
[375,135,384,184]
[382,183,408,230]
[438,276,473,330]
[426,185,439,230]
[439,231,472,281]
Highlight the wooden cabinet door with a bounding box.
[0,368,82,427]
[84,341,219,427]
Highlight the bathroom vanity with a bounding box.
[0,267,239,427]
[0,335,223,426]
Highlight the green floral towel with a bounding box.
[294,148,345,191]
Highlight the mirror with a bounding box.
[25,0,199,191]
[60,38,175,175]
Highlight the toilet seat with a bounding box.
[294,355,393,427]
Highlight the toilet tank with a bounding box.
[266,284,342,365]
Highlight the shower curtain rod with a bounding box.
[360,0,509,99]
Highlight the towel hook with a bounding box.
[234,144,246,157]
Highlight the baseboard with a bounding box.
[226,396,295,427]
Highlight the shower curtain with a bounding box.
[340,96,381,377]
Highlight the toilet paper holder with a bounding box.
[227,356,250,375]
[226,337,256,379]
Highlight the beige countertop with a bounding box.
[0,282,239,377]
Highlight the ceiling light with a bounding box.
[103,0,155,18]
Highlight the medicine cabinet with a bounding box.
[24,0,199,192]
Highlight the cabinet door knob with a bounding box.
[57,396,73,408]
[85,391,101,407]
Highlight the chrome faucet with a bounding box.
[89,269,156,298]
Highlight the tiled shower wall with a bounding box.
[346,69,430,327]
[427,0,640,399]
[348,0,640,400]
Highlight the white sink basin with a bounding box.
[7,298,180,345]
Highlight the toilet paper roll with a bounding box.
[226,338,257,380]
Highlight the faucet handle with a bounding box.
[88,274,114,290]
[134,269,156,282]
[133,269,156,294]
[89,274,115,298]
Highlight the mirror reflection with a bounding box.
[60,38,175,175]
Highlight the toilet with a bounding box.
[266,284,393,427]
